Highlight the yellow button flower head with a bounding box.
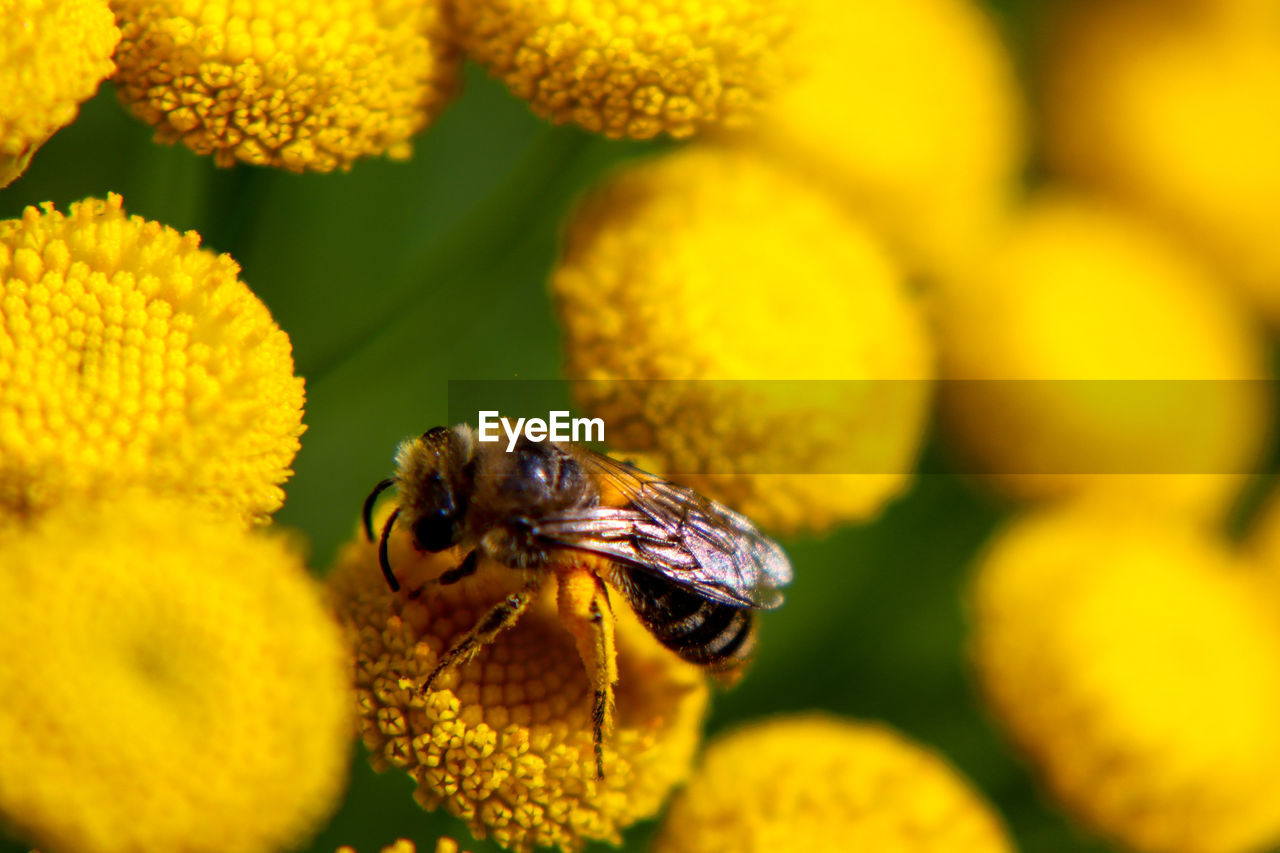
[328,520,709,852]
[1044,1,1280,323]
[725,0,1023,276]
[0,494,353,853]
[0,195,305,524]
[970,499,1280,853]
[655,713,1014,853]
[0,0,119,187]
[936,190,1271,519]
[111,0,460,171]
[553,145,933,534]
[453,0,792,139]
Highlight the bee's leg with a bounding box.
[556,565,618,780]
[436,549,480,585]
[407,549,482,601]
[422,576,542,692]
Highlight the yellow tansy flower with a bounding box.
[453,0,792,139]
[0,494,353,853]
[553,145,933,534]
[970,499,1280,853]
[726,0,1023,276]
[328,518,708,853]
[1044,1,1280,323]
[655,713,1014,853]
[0,194,305,524]
[111,0,461,171]
[0,0,120,187]
[936,190,1271,519]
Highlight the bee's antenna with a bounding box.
[362,478,396,541]
[378,507,402,592]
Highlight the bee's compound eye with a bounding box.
[412,510,456,553]
[423,426,450,441]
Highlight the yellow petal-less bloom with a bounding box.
[1044,1,1280,323]
[725,0,1023,277]
[936,191,1271,519]
[970,499,1280,853]
[654,714,1014,853]
[0,0,120,187]
[0,494,354,853]
[0,194,305,524]
[111,0,461,171]
[328,520,709,853]
[453,0,792,139]
[553,145,933,534]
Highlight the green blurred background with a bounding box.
[0,1,1187,849]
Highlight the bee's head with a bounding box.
[398,424,476,553]
[363,425,476,593]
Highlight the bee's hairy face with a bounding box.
[398,426,475,553]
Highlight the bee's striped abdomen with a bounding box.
[619,568,756,673]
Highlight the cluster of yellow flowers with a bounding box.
[940,4,1280,853]
[8,0,1280,849]
[551,0,1022,533]
[4,0,803,180]
[0,196,353,852]
[541,1,1280,852]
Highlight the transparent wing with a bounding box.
[532,450,793,609]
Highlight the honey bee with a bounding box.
[362,424,793,778]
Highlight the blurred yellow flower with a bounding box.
[111,0,460,171]
[0,494,353,853]
[553,145,933,534]
[725,0,1023,277]
[328,519,708,852]
[1244,487,1280,583]
[970,499,1280,853]
[936,190,1271,519]
[0,194,306,524]
[654,713,1014,853]
[453,0,792,139]
[1044,1,1280,323]
[0,0,119,187]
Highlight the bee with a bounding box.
[362,424,793,778]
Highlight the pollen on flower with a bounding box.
[0,493,354,853]
[327,516,709,853]
[0,194,306,524]
[453,0,793,139]
[552,145,933,533]
[654,713,1014,853]
[0,0,120,186]
[111,0,461,171]
[722,0,1023,276]
[970,499,1280,853]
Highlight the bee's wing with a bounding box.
[532,450,793,610]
